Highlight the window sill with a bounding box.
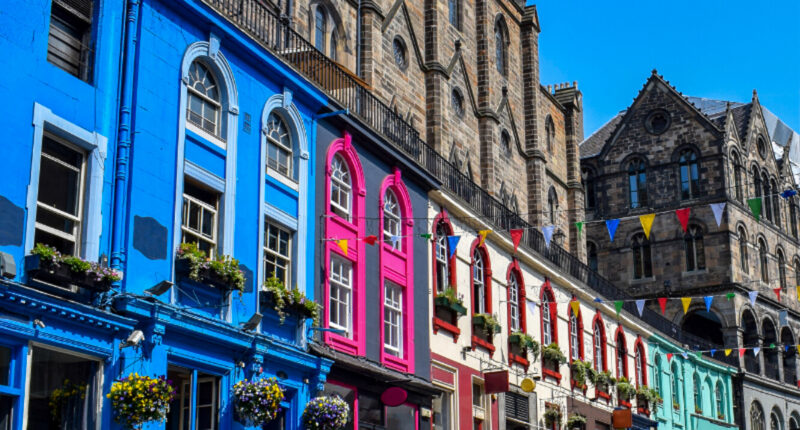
[382,353,412,373]
[542,367,561,383]
[325,332,361,356]
[630,276,655,285]
[432,317,460,342]
[508,352,529,368]
[471,335,495,355]
[267,168,299,191]
[381,242,407,258]
[186,122,226,150]
[596,390,611,402]
[681,269,707,277]
[619,400,632,409]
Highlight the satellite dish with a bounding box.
[520,377,536,393]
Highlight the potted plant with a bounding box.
[175,242,245,293]
[26,243,122,292]
[543,404,562,427]
[571,360,592,386]
[434,287,467,316]
[636,386,662,411]
[565,413,587,430]
[508,332,540,358]
[233,378,284,426]
[107,373,176,429]
[302,395,350,430]
[588,369,616,394]
[471,313,501,336]
[717,412,725,420]
[673,401,680,411]
[542,343,567,372]
[262,276,320,324]
[616,377,635,402]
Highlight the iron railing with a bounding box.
[200,0,730,360]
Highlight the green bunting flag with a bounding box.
[726,293,735,300]
[696,351,702,360]
[614,300,624,316]
[419,233,432,241]
[575,221,584,239]
[748,197,762,220]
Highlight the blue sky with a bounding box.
[536,0,800,138]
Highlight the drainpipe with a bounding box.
[110,0,141,279]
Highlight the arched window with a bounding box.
[743,310,760,374]
[329,30,338,61]
[330,154,352,220]
[653,355,662,395]
[569,306,583,361]
[751,402,765,430]
[615,330,627,379]
[715,382,725,419]
[448,0,461,29]
[781,327,796,385]
[471,245,491,316]
[778,249,787,290]
[671,362,681,407]
[587,242,598,272]
[593,315,606,371]
[763,318,779,380]
[382,189,401,249]
[494,19,506,75]
[739,226,749,273]
[759,238,769,283]
[508,271,521,332]
[685,224,705,272]
[791,200,799,238]
[771,409,783,430]
[632,233,652,279]
[187,61,221,136]
[795,258,800,294]
[693,373,701,411]
[265,112,293,177]
[732,151,744,202]
[541,283,556,346]
[790,413,800,430]
[753,166,762,205]
[679,149,699,199]
[547,187,558,224]
[634,341,646,386]
[545,116,555,153]
[772,178,781,226]
[433,217,454,294]
[314,6,327,52]
[763,173,773,221]
[628,158,647,208]
[582,167,596,209]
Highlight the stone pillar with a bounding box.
[562,89,585,259]
[359,2,380,87]
[424,0,444,152]
[520,6,542,226]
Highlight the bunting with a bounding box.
[635,299,645,317]
[681,297,692,314]
[419,233,432,241]
[753,347,761,357]
[710,349,716,357]
[781,190,798,199]
[748,198,762,220]
[724,349,732,357]
[447,236,460,258]
[575,221,584,239]
[510,229,524,252]
[749,291,759,306]
[526,299,537,318]
[478,230,491,247]
[336,239,349,255]
[364,235,378,245]
[658,297,668,314]
[726,293,736,300]
[739,348,746,357]
[774,288,782,301]
[606,219,620,242]
[639,213,656,239]
[390,235,401,248]
[676,208,691,232]
[780,310,789,327]
[614,300,624,316]
[570,300,580,317]
[666,353,673,361]
[704,296,713,312]
[710,202,726,227]
[542,225,556,249]
[681,352,688,359]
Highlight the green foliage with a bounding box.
[542,343,567,365]
[565,414,587,429]
[62,256,91,273]
[435,286,463,306]
[32,243,61,262]
[472,313,501,336]
[543,404,562,426]
[587,368,616,388]
[510,332,540,357]
[636,385,663,405]
[177,243,245,293]
[616,377,635,400]
[31,243,123,283]
[263,276,320,325]
[570,360,592,384]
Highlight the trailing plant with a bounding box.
[587,368,616,388]
[31,243,123,283]
[263,276,320,325]
[302,395,350,430]
[695,405,703,414]
[107,373,176,430]
[32,242,61,262]
[636,385,663,405]
[177,242,245,293]
[472,313,501,336]
[435,286,463,306]
[542,343,568,365]
[542,404,562,426]
[570,360,592,384]
[233,378,284,425]
[63,256,92,273]
[565,414,587,429]
[717,412,725,420]
[616,377,635,400]
[510,332,540,357]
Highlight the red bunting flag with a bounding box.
[676,208,691,232]
[363,235,378,245]
[774,288,782,301]
[739,348,746,357]
[658,297,668,314]
[510,229,524,252]
[666,353,673,361]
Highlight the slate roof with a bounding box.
[579,111,624,159]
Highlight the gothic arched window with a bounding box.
[628,158,647,208]
[632,233,652,279]
[679,149,699,199]
[685,224,705,272]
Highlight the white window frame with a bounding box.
[329,255,352,337]
[181,181,219,257]
[186,62,223,143]
[383,280,403,357]
[635,348,644,386]
[432,386,455,430]
[473,251,485,314]
[542,297,552,346]
[594,324,603,370]
[263,221,292,286]
[26,103,106,264]
[330,154,352,220]
[570,313,580,360]
[509,274,520,332]
[383,189,402,250]
[435,224,449,293]
[265,112,294,182]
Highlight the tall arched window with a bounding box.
[763,173,773,221]
[795,258,800,295]
[634,341,646,386]
[791,200,799,238]
[448,0,461,29]
[314,6,327,52]
[547,187,558,224]
[508,271,521,332]
[781,327,796,385]
[615,330,627,379]
[593,315,606,371]
[382,189,401,249]
[472,249,486,314]
[587,242,598,272]
[778,249,787,290]
[790,414,800,430]
[330,154,352,220]
[329,30,338,61]
[753,166,762,205]
[693,373,701,410]
[187,61,221,137]
[494,19,506,75]
[653,355,662,395]
[732,151,744,202]
[632,233,652,279]
[582,167,596,209]
[759,238,769,283]
[685,224,705,272]
[770,409,783,430]
[679,149,699,199]
[739,226,749,273]
[715,382,724,419]
[545,116,555,153]
[763,318,779,381]
[751,402,765,430]
[628,158,647,208]
[771,178,781,226]
[433,217,454,294]
[265,112,293,177]
[671,362,681,407]
[569,306,583,362]
[541,282,556,346]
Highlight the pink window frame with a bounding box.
[379,169,415,372]
[470,238,493,352]
[326,380,359,430]
[634,336,648,386]
[323,132,366,356]
[506,260,528,366]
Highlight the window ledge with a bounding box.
[681,269,707,277]
[542,367,561,383]
[630,277,656,285]
[382,354,411,373]
[508,352,529,368]
[432,317,460,342]
[471,335,496,355]
[267,168,300,191]
[596,390,611,402]
[186,122,226,150]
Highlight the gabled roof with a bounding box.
[579,111,624,159]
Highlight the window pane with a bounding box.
[0,395,11,430]
[386,404,415,430]
[27,347,97,429]
[0,346,9,386]
[472,383,483,407]
[433,392,451,430]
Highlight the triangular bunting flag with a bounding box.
[710,202,726,227]
[726,293,735,300]
[666,353,673,361]
[774,288,782,301]
[478,230,491,247]
[681,352,688,359]
[797,287,800,302]
[575,221,584,239]
[606,219,620,242]
[681,297,692,314]
[542,225,556,249]
[769,343,775,349]
[364,235,378,245]
[704,296,713,312]
[570,300,580,317]
[594,298,603,303]
[614,300,624,316]
[786,345,790,352]
[753,347,761,357]
[780,310,788,327]
[696,351,702,359]
[639,213,656,239]
[419,233,432,241]
[676,208,691,232]
[658,297,668,314]
[447,236,460,259]
[635,299,645,317]
[724,349,732,357]
[781,189,798,199]
[390,235,402,247]
[739,348,746,357]
[748,198,763,220]
[336,239,348,255]
[749,291,758,306]
[710,349,716,357]
[510,229,524,252]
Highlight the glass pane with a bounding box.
[188,202,201,230]
[34,228,75,256]
[197,407,212,430]
[0,395,11,430]
[39,155,80,216]
[358,393,383,425]
[198,381,213,404]
[386,404,415,430]
[26,347,96,429]
[36,206,76,235]
[0,346,9,386]
[201,209,213,237]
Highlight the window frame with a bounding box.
[739,226,749,273]
[263,220,292,287]
[265,111,294,180]
[592,312,607,372]
[494,18,507,76]
[684,224,705,272]
[568,305,583,363]
[47,0,95,83]
[383,280,404,358]
[181,179,220,257]
[633,338,647,387]
[615,328,628,381]
[627,158,648,208]
[678,149,700,200]
[632,233,653,279]
[433,214,456,295]
[328,254,353,336]
[540,281,558,348]
[448,0,462,30]
[186,61,223,140]
[330,154,353,221]
[759,238,769,283]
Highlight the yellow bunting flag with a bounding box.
[639,213,656,239]
[336,239,348,256]
[570,300,580,317]
[797,286,800,302]
[478,230,492,247]
[724,349,732,357]
[681,297,692,314]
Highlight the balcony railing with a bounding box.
[199,0,729,359]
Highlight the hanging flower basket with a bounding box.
[302,395,350,430]
[233,378,284,425]
[107,373,176,430]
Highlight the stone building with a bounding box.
[267,0,585,256]
[580,70,800,429]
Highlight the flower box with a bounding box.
[434,296,467,316]
[471,315,501,335]
[260,288,318,324]
[25,254,112,292]
[175,258,233,291]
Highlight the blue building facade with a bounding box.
[0,0,332,428]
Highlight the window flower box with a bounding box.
[261,277,319,325]
[434,296,467,316]
[175,243,245,293]
[26,244,121,292]
[472,314,501,336]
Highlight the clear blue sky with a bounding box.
[536,0,800,138]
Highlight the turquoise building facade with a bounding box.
[649,333,738,430]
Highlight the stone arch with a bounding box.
[681,307,725,346]
[782,326,797,384]
[763,316,780,380]
[742,308,760,373]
